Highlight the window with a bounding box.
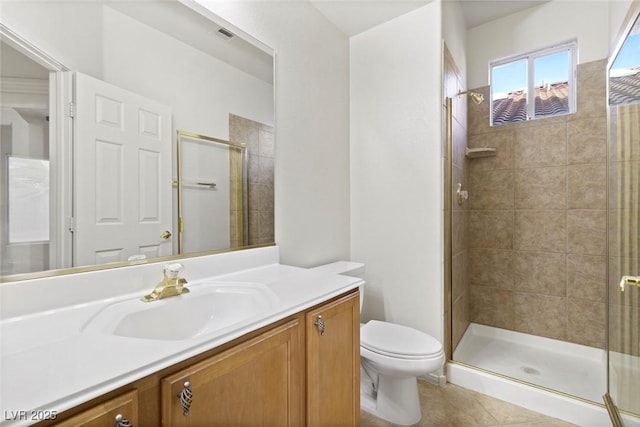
[8,156,50,243]
[609,14,640,105]
[490,41,576,126]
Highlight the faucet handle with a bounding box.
[164,263,184,279]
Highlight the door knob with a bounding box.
[619,275,640,292]
[161,230,172,240]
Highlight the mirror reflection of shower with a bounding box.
[457,89,485,104]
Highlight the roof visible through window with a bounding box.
[490,42,576,126]
[610,15,640,105]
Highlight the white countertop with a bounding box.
[0,247,362,426]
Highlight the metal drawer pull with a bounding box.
[314,315,326,336]
[620,276,640,292]
[178,381,193,416]
[115,414,132,427]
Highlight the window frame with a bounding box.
[489,40,577,126]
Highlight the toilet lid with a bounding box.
[361,320,442,358]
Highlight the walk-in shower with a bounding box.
[443,5,640,425]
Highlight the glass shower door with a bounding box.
[606,9,640,423]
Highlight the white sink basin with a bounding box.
[82,282,278,341]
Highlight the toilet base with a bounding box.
[360,374,422,425]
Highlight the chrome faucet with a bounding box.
[141,263,189,302]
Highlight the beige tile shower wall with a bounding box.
[444,46,470,352]
[467,59,608,349]
[229,114,275,247]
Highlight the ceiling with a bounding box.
[459,0,550,29]
[309,0,550,37]
[109,1,274,83]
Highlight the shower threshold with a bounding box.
[453,323,606,403]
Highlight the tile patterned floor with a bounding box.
[360,381,578,427]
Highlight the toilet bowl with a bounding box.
[360,320,444,424]
[311,261,445,425]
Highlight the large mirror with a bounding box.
[0,0,275,281]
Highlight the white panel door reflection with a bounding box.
[74,72,172,267]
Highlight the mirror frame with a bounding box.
[0,0,276,283]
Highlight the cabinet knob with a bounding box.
[314,315,326,336]
[114,414,133,427]
[178,381,193,416]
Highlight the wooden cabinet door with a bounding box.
[54,390,138,427]
[306,291,360,427]
[161,319,304,427]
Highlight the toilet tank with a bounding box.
[310,261,365,311]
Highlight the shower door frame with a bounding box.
[604,1,640,423]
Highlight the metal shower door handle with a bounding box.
[619,275,640,292]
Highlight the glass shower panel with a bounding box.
[607,11,640,419]
[608,104,640,418]
[175,131,248,255]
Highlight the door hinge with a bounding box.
[68,102,76,118]
[67,217,76,233]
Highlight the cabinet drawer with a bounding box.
[54,390,138,427]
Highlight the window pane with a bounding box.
[491,59,527,125]
[610,15,640,105]
[534,50,570,118]
[8,157,50,243]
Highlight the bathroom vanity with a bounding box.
[46,291,358,427]
[0,247,361,426]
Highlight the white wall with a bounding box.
[467,0,610,89]
[350,2,444,341]
[442,0,467,81]
[0,2,103,77]
[197,1,351,267]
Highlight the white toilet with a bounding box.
[311,261,445,425]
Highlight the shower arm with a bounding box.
[457,90,484,105]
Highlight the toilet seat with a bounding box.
[361,320,442,360]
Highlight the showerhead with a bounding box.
[468,92,485,105]
[458,90,485,105]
